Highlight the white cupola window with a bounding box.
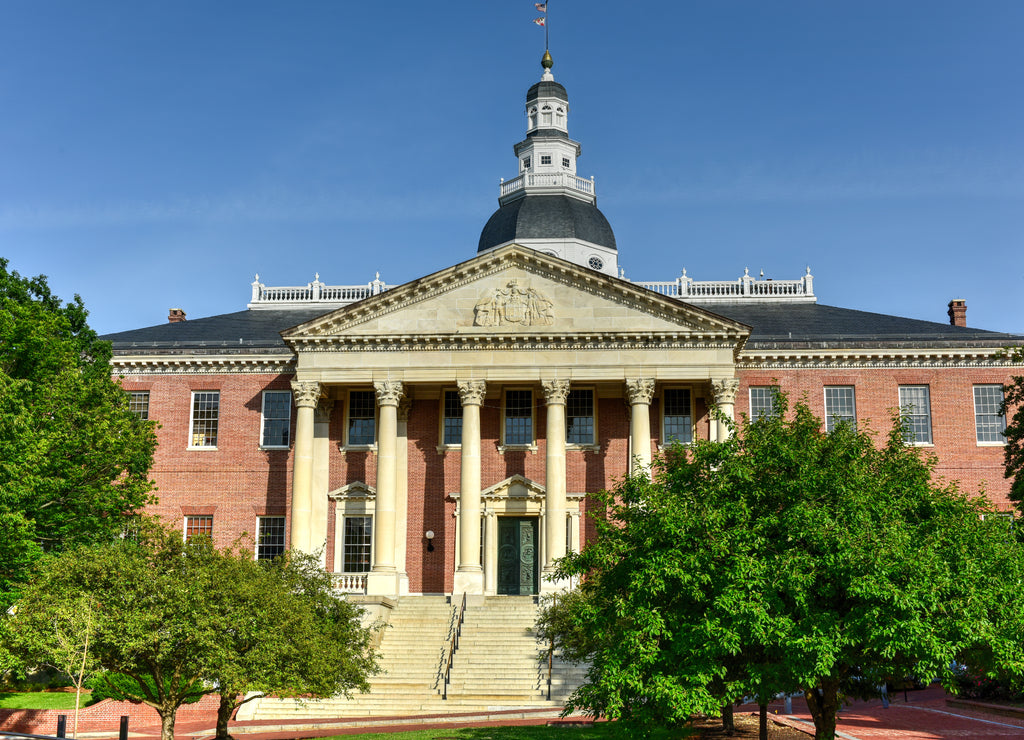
[529,106,538,129]
[556,106,565,126]
[541,105,552,126]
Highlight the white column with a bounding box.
[366,380,403,597]
[454,379,486,595]
[625,378,656,476]
[311,399,334,566]
[395,397,411,596]
[711,378,740,440]
[483,510,497,595]
[541,379,569,592]
[289,380,322,554]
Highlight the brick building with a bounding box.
[104,53,1023,605]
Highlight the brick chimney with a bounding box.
[947,299,967,328]
[168,308,187,324]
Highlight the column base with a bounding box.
[453,567,484,595]
[365,569,399,598]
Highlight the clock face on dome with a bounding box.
[588,256,604,271]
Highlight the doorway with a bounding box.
[497,517,538,595]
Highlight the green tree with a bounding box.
[542,394,1024,740]
[999,347,1024,513]
[206,549,378,740]
[0,258,157,609]
[7,522,378,740]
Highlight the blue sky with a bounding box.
[2,1,1022,334]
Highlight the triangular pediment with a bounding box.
[282,246,749,350]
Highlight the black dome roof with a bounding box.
[526,80,568,103]
[477,194,617,253]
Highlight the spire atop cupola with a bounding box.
[477,51,618,275]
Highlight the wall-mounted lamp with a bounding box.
[425,530,435,552]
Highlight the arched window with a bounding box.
[541,105,552,126]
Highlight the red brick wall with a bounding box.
[0,694,221,735]
[121,365,1018,589]
[736,367,1014,510]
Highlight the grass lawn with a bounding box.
[0,691,94,710]
[322,725,692,739]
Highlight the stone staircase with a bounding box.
[242,594,586,719]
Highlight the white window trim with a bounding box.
[188,390,220,450]
[748,385,779,421]
[343,389,378,451]
[259,390,292,450]
[498,387,538,453]
[566,386,599,451]
[824,386,857,433]
[660,386,695,447]
[973,385,1007,446]
[437,388,463,451]
[255,515,286,560]
[183,515,213,541]
[898,385,933,447]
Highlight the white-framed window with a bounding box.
[974,385,1006,444]
[541,105,552,125]
[566,389,595,446]
[521,156,531,171]
[824,386,856,432]
[540,154,552,165]
[749,386,778,420]
[184,515,212,542]
[256,516,286,560]
[128,391,150,420]
[342,516,373,573]
[662,388,693,444]
[442,389,462,446]
[899,385,932,445]
[261,390,291,448]
[555,106,565,126]
[189,391,219,448]
[347,390,376,446]
[561,156,571,168]
[504,389,534,446]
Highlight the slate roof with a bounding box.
[477,194,618,253]
[526,80,568,102]
[101,300,1023,354]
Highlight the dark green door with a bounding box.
[497,517,538,595]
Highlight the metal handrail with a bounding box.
[546,593,556,700]
[441,592,467,700]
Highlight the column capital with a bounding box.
[625,377,656,406]
[457,379,487,406]
[397,396,412,422]
[374,380,405,407]
[291,380,324,409]
[314,399,335,423]
[541,379,571,404]
[711,378,740,405]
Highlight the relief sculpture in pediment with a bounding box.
[473,279,554,327]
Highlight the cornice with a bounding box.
[111,355,296,375]
[288,333,743,353]
[739,346,1023,369]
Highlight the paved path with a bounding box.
[68,688,1024,739]
[747,686,1024,739]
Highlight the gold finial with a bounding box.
[542,50,553,70]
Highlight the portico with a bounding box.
[280,245,749,597]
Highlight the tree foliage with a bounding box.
[541,393,1024,740]
[999,346,1024,513]
[0,258,157,609]
[6,521,378,740]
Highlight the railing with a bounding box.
[248,272,390,309]
[441,592,467,700]
[546,593,556,700]
[499,171,596,198]
[634,267,815,303]
[332,573,367,594]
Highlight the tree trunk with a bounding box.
[158,707,176,740]
[721,703,735,734]
[759,702,768,740]
[215,694,237,740]
[804,679,840,740]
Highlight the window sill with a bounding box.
[436,444,462,454]
[259,445,291,451]
[905,442,934,448]
[567,443,601,453]
[977,441,1007,447]
[187,446,218,451]
[498,444,538,455]
[341,444,378,454]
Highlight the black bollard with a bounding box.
[56,715,67,738]
[119,715,129,740]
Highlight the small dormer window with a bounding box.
[522,156,531,171]
[562,157,571,168]
[540,155,552,165]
